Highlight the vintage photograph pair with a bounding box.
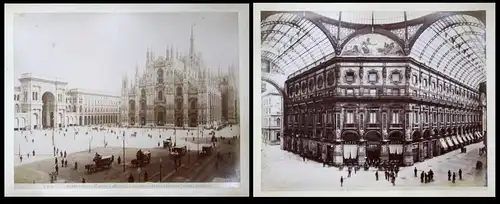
[4,3,495,197]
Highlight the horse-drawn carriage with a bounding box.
[131,149,151,167]
[170,146,187,158]
[200,145,213,157]
[163,137,172,149]
[85,153,114,173]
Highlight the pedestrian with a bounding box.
[65,159,68,168]
[61,159,64,167]
[448,170,451,181]
[458,169,462,180]
[33,150,35,157]
[128,174,134,183]
[340,176,344,187]
[452,172,456,183]
[424,173,428,183]
[144,172,148,182]
[354,167,357,174]
[74,161,78,170]
[414,167,418,177]
[391,175,395,186]
[55,165,59,174]
[20,155,23,163]
[117,156,121,164]
[375,171,379,181]
[384,171,388,180]
[27,153,30,158]
[64,150,67,158]
[420,171,424,183]
[395,168,399,177]
[82,178,86,183]
[60,151,63,158]
[55,157,58,165]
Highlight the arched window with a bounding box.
[141,89,146,98]
[190,100,196,109]
[276,118,281,126]
[176,87,182,96]
[157,69,164,84]
[176,101,182,110]
[158,91,163,100]
[15,104,19,113]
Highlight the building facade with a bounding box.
[14,73,120,130]
[283,56,484,166]
[262,91,282,144]
[121,27,230,127]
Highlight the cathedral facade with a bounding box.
[120,28,225,127]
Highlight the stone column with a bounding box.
[381,142,389,161]
[404,144,414,166]
[419,141,425,162]
[334,143,343,165]
[428,140,434,158]
[357,143,366,165]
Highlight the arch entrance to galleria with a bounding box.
[42,92,56,128]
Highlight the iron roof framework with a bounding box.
[261,13,336,76]
[261,11,486,89]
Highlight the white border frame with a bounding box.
[253,3,495,197]
[4,4,249,197]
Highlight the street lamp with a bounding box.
[159,157,162,182]
[122,131,126,172]
[52,117,55,146]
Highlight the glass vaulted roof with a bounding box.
[410,14,486,88]
[314,11,435,25]
[261,13,335,75]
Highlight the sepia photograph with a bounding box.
[255,3,495,197]
[5,4,249,196]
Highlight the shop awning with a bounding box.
[466,133,472,141]
[460,134,468,142]
[439,138,448,149]
[445,137,454,147]
[456,135,464,144]
[451,136,460,145]
[388,144,404,154]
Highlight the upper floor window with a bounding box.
[423,79,428,87]
[369,111,377,124]
[345,71,355,83]
[370,89,377,96]
[346,111,354,124]
[391,72,401,83]
[392,111,400,124]
[346,89,354,95]
[368,72,377,83]
[412,75,418,84]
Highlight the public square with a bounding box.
[14,125,240,183]
[262,141,487,191]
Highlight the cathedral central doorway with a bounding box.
[176,117,183,127]
[42,92,55,128]
[189,114,197,127]
[155,106,165,126]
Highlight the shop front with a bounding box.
[342,131,359,166]
[388,131,404,165]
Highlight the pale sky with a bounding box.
[14,12,239,95]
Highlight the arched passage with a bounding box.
[41,92,55,128]
[261,72,287,97]
[365,130,382,161]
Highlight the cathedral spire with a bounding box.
[170,44,174,59]
[146,48,150,62]
[166,45,169,59]
[190,24,195,58]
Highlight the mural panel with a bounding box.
[341,34,404,56]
